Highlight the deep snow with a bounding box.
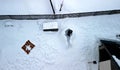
[0,14,120,70]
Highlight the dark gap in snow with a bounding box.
[43,29,58,31]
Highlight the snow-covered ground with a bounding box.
[0,0,120,15]
[0,14,120,70]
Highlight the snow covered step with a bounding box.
[43,22,58,31]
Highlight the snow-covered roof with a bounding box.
[0,0,120,15]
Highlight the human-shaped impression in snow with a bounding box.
[65,29,73,47]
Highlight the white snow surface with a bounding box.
[0,14,120,70]
[0,0,120,15]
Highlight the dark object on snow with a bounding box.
[88,61,97,64]
[116,34,120,39]
[59,1,64,11]
[65,29,73,37]
[43,29,58,31]
[21,40,35,54]
[116,34,120,37]
[65,29,73,47]
[93,61,97,64]
[49,0,55,14]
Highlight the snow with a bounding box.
[0,14,120,70]
[112,55,120,67]
[43,22,58,30]
[0,0,120,15]
[0,0,53,15]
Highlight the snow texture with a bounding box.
[0,14,120,70]
[43,22,58,30]
[0,0,120,15]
